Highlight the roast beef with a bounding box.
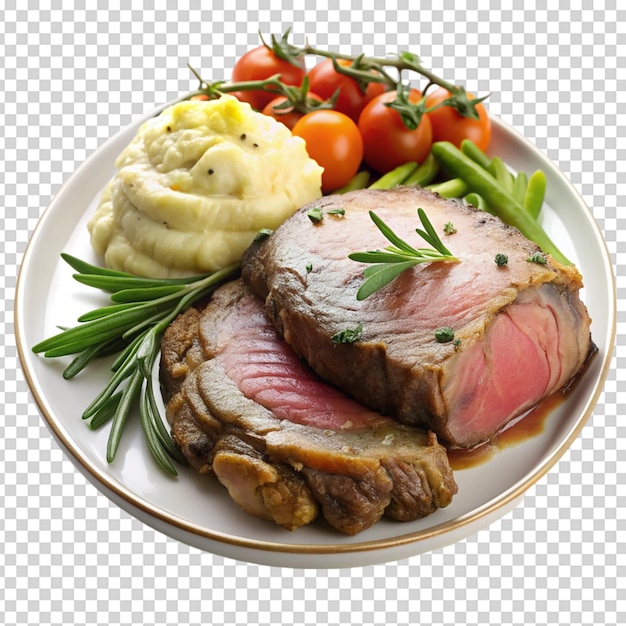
[241,187,593,448]
[160,279,457,534]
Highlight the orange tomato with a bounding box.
[292,110,364,193]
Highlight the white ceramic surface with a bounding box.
[15,113,616,569]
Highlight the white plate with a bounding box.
[15,113,615,569]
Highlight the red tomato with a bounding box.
[292,110,364,193]
[231,46,306,110]
[261,93,323,130]
[424,87,491,151]
[357,89,433,173]
[307,58,386,121]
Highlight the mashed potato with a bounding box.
[88,96,323,277]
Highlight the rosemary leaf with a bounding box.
[32,306,152,355]
[349,208,458,300]
[62,338,127,380]
[144,375,187,464]
[110,284,187,303]
[367,211,422,256]
[106,368,143,463]
[33,254,240,473]
[416,207,454,256]
[61,253,135,277]
[140,380,178,475]
[356,260,420,301]
[87,391,123,430]
[77,302,149,322]
[73,273,179,293]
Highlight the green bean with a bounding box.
[464,192,489,212]
[369,161,418,189]
[427,177,470,198]
[334,170,371,193]
[461,139,492,170]
[488,156,514,193]
[512,171,528,204]
[430,141,570,265]
[524,170,547,219]
[403,153,439,187]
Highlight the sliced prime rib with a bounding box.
[241,187,594,448]
[160,279,457,535]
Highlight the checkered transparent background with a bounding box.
[1,2,624,625]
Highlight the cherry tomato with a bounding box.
[424,87,491,152]
[292,110,364,193]
[307,58,386,122]
[261,93,323,130]
[231,46,306,110]
[357,88,433,174]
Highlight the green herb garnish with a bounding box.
[443,221,457,235]
[527,251,547,264]
[348,208,458,300]
[31,254,239,475]
[494,253,509,266]
[307,207,324,223]
[327,207,346,217]
[331,322,363,346]
[434,326,455,343]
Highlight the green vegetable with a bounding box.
[331,322,364,346]
[524,170,547,219]
[327,207,346,216]
[460,138,492,170]
[369,161,418,189]
[430,141,570,265]
[348,208,458,300]
[307,206,324,222]
[434,326,455,343]
[527,251,548,264]
[464,192,489,212]
[512,170,528,204]
[427,177,470,199]
[335,170,371,194]
[487,156,514,193]
[32,254,240,474]
[403,153,440,187]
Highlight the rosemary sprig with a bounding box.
[32,254,240,475]
[348,208,458,300]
